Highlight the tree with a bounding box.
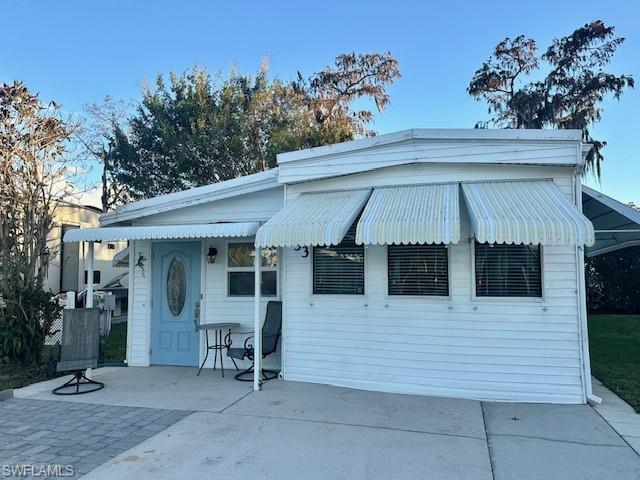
[0,81,73,363]
[468,20,634,177]
[108,52,400,200]
[77,96,131,211]
[292,52,401,138]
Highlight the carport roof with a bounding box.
[583,185,640,256]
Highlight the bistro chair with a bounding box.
[227,301,282,382]
[52,308,105,395]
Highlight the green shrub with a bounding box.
[586,246,640,314]
[0,288,62,365]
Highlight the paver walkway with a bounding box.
[0,398,190,477]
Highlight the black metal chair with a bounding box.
[227,301,282,382]
[52,308,105,395]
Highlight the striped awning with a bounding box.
[355,184,460,245]
[63,222,260,242]
[461,180,595,246]
[255,190,371,247]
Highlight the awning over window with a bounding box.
[255,190,371,247]
[355,184,460,245]
[461,180,595,246]
[63,222,260,242]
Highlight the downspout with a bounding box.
[574,147,601,404]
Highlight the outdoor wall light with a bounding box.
[207,247,218,264]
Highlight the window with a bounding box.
[313,224,364,295]
[474,242,542,297]
[388,244,449,296]
[166,258,187,316]
[227,242,277,297]
[84,270,101,284]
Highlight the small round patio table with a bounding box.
[196,322,240,377]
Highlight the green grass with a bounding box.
[104,321,127,362]
[589,314,640,412]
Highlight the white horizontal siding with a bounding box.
[201,238,280,370]
[128,240,151,366]
[282,166,585,403]
[279,140,580,184]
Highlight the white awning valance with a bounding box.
[461,180,595,246]
[355,184,460,245]
[255,190,371,247]
[63,222,260,242]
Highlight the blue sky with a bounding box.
[2,0,638,204]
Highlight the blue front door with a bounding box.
[151,242,201,366]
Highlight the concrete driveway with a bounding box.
[8,366,640,480]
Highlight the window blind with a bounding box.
[474,243,542,297]
[313,223,364,295]
[388,244,449,296]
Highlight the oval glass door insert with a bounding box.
[166,258,187,317]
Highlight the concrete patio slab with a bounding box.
[483,402,640,480]
[84,411,493,480]
[14,366,252,412]
[487,434,640,480]
[8,368,640,479]
[226,379,486,439]
[483,402,628,445]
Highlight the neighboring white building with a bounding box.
[45,202,127,295]
[63,129,640,404]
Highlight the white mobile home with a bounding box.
[65,129,607,404]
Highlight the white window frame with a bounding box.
[470,241,546,303]
[226,240,278,298]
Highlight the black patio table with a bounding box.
[196,322,240,377]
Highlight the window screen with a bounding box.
[474,242,542,297]
[313,224,364,295]
[388,244,449,296]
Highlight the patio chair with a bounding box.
[227,301,282,382]
[52,308,105,395]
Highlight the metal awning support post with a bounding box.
[85,241,95,380]
[253,244,262,391]
[86,241,95,308]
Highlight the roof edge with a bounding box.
[276,128,583,165]
[583,185,640,226]
[101,168,279,226]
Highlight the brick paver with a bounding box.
[0,398,191,477]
